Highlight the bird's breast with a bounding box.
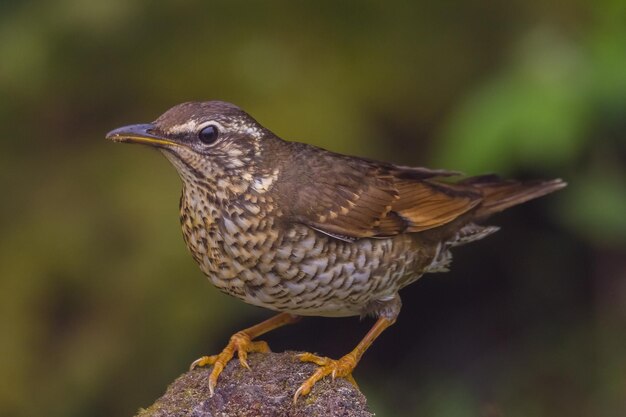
[179,187,437,316]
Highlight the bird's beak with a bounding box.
[106,123,179,148]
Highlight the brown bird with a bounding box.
[106,101,566,401]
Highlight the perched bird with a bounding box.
[106,101,566,401]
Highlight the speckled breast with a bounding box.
[179,187,436,317]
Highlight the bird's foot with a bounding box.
[294,352,359,402]
[190,331,270,396]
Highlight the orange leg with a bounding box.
[294,316,395,402]
[190,312,301,395]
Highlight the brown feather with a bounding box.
[280,144,565,241]
[468,177,567,218]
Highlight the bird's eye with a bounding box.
[198,125,219,145]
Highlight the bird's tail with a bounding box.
[461,175,567,218]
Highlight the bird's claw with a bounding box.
[190,331,270,396]
[293,352,359,403]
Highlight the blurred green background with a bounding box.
[1,1,625,416]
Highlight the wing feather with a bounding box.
[287,153,480,239]
[278,143,563,241]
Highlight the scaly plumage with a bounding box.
[107,100,566,401]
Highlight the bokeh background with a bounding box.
[1,1,625,416]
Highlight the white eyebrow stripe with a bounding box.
[167,120,200,134]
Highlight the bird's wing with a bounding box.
[288,156,481,240]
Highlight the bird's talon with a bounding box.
[191,331,271,394]
[293,386,305,404]
[190,355,216,371]
[296,352,328,366]
[239,356,251,370]
[294,352,358,401]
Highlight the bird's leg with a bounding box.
[190,312,301,395]
[294,316,395,402]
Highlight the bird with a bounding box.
[106,100,566,402]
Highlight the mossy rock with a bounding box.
[135,351,373,417]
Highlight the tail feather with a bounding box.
[461,175,567,218]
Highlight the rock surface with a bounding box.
[135,351,373,417]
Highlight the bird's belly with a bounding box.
[194,224,433,317]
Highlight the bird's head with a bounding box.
[107,101,276,197]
